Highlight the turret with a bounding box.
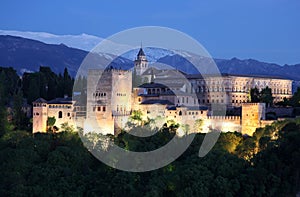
[32,98,48,133]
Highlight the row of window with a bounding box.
[147,88,171,94]
[33,104,46,107]
[93,92,107,97]
[169,110,204,115]
[33,112,47,116]
[58,111,71,118]
[48,105,71,109]
[195,79,290,88]
[33,111,71,118]
[232,100,249,104]
[93,106,106,112]
[117,93,126,96]
[116,105,126,112]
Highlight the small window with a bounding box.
[58,111,62,118]
[103,106,106,112]
[98,107,101,111]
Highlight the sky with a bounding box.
[0,0,299,65]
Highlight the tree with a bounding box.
[250,86,274,106]
[47,117,57,133]
[193,119,203,133]
[12,90,27,130]
[250,87,260,103]
[60,122,75,132]
[129,110,143,126]
[260,86,273,107]
[289,87,300,107]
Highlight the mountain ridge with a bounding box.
[0,35,300,83]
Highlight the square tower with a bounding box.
[85,69,132,135]
[241,103,266,136]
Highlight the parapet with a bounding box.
[207,116,240,120]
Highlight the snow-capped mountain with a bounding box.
[1,33,300,89]
[121,47,175,62]
[0,30,103,51]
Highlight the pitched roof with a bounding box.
[33,98,47,103]
[47,97,73,104]
[137,48,145,57]
[139,82,168,88]
[141,99,174,105]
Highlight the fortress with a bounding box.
[32,48,293,136]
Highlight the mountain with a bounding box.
[1,35,300,84]
[0,30,102,51]
[0,35,133,76]
[157,55,300,81]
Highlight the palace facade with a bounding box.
[32,48,293,136]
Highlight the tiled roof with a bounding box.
[47,97,73,104]
[137,48,145,56]
[139,83,168,88]
[141,99,174,105]
[33,98,47,103]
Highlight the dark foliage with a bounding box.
[0,119,299,196]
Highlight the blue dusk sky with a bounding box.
[0,0,299,65]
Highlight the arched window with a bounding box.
[58,111,62,119]
[179,111,182,116]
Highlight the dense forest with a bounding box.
[0,118,299,196]
[0,66,75,132]
[0,66,300,196]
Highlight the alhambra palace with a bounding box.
[32,48,293,136]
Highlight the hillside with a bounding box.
[0,35,300,82]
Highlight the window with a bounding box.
[103,106,106,112]
[58,111,62,118]
[98,107,101,111]
[67,113,70,117]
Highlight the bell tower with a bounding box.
[134,47,148,75]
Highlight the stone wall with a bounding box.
[202,116,241,133]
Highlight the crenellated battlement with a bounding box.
[242,103,261,106]
[207,116,240,120]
